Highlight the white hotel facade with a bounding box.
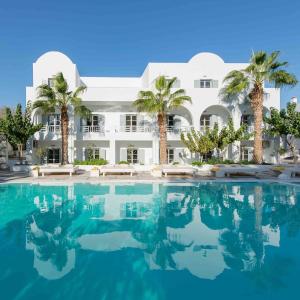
[26,51,280,165]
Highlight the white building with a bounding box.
[26,51,280,165]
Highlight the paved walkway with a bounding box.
[1,169,300,185]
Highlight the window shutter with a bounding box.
[194,80,200,88]
[138,148,145,164]
[99,115,105,127]
[120,148,127,162]
[100,148,106,160]
[212,80,219,88]
[174,116,181,130]
[174,148,181,163]
[80,117,87,126]
[137,114,144,130]
[211,115,218,127]
[42,115,47,124]
[120,115,126,130]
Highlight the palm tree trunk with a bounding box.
[251,85,264,164]
[61,106,69,165]
[158,112,167,164]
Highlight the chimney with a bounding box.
[291,96,298,104]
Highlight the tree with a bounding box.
[181,118,250,161]
[264,102,300,163]
[33,72,90,164]
[134,76,191,164]
[0,103,42,160]
[222,51,297,164]
[181,127,216,160]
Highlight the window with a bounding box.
[47,148,60,164]
[47,114,60,132]
[127,148,138,164]
[240,147,252,161]
[86,147,103,160]
[241,114,250,125]
[194,79,218,88]
[167,148,174,164]
[168,115,174,128]
[48,78,55,88]
[48,114,60,126]
[201,79,212,88]
[87,115,99,126]
[126,115,137,132]
[200,115,211,129]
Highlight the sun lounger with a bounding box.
[39,165,78,177]
[161,166,196,177]
[100,165,135,177]
[215,166,267,178]
[278,166,300,179]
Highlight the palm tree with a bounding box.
[33,72,90,164]
[134,76,191,164]
[222,51,297,164]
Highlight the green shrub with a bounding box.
[239,160,255,165]
[192,161,204,167]
[74,159,108,165]
[222,159,235,164]
[118,161,129,165]
[172,161,179,165]
[205,158,235,165]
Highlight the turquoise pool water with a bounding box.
[0,182,300,300]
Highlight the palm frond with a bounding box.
[74,105,91,118]
[269,70,298,88]
[54,72,69,94]
[73,85,86,98]
[222,70,250,97]
[33,100,56,113]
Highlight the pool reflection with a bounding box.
[1,182,300,299]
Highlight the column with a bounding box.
[110,139,116,164]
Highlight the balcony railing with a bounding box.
[80,125,105,134]
[119,125,152,133]
[40,125,61,133]
[167,126,192,134]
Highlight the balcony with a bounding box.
[40,125,61,134]
[119,125,153,133]
[80,125,105,134]
[167,126,192,134]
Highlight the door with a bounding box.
[47,148,60,164]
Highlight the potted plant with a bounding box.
[151,165,162,177]
[90,167,99,177]
[31,166,39,178]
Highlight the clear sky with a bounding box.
[0,0,299,108]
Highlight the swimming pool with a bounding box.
[0,182,299,300]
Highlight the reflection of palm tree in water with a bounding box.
[26,197,81,271]
[133,186,198,269]
[220,185,291,289]
[199,183,236,230]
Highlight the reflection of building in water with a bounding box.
[24,183,288,281]
[78,232,145,252]
[146,209,228,280]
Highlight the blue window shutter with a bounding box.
[194,80,200,88]
[212,80,219,88]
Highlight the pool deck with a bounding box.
[1,169,300,185]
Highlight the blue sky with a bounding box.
[0,0,299,108]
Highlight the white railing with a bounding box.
[119,125,153,133]
[80,126,105,134]
[40,125,61,133]
[167,126,192,134]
